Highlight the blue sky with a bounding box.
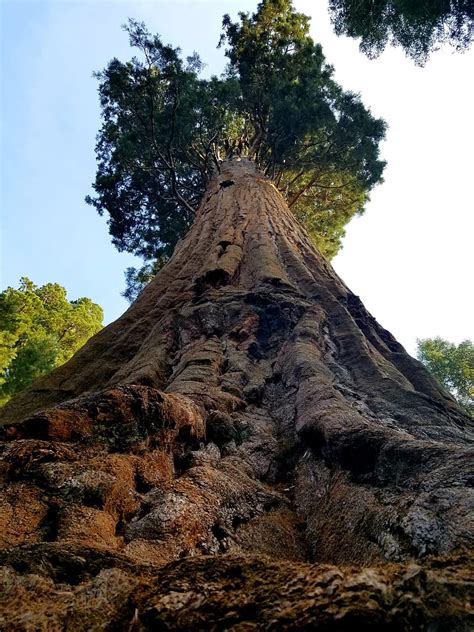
[1,0,254,319]
[1,0,473,355]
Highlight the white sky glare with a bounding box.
[1,0,473,356]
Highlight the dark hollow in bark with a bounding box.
[0,160,472,629]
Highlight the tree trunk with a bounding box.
[1,160,472,629]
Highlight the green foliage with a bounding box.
[87,1,386,277]
[329,0,474,64]
[0,278,103,404]
[417,337,473,415]
[122,259,165,303]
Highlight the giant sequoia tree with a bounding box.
[1,160,472,627]
[86,0,386,298]
[0,2,473,630]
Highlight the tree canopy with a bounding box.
[329,0,474,64]
[87,0,386,298]
[0,278,103,404]
[417,337,473,415]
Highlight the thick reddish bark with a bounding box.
[0,160,472,629]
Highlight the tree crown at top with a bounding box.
[86,0,386,284]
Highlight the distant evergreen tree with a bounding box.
[0,278,103,404]
[417,337,473,415]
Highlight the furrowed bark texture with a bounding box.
[0,160,472,629]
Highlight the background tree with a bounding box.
[86,0,386,299]
[329,0,474,64]
[417,337,473,415]
[0,278,103,404]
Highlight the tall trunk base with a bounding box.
[0,160,472,629]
